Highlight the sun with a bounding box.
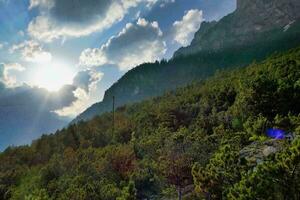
[33,62,75,92]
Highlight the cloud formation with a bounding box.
[10,40,52,63]
[80,18,166,70]
[0,64,104,149]
[0,63,77,111]
[27,0,175,42]
[0,85,76,110]
[73,69,103,93]
[54,88,90,117]
[172,9,203,46]
[0,83,77,149]
[0,63,26,87]
[158,0,175,8]
[55,69,103,117]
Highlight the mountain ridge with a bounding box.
[174,0,300,57]
[72,0,300,124]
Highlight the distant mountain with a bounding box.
[72,0,300,123]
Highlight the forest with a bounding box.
[0,47,300,199]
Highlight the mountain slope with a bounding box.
[1,47,299,199]
[73,0,300,123]
[174,0,300,56]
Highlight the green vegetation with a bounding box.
[1,47,300,199]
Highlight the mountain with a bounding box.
[174,0,300,56]
[72,0,300,123]
[1,47,299,199]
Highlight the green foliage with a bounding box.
[0,48,300,199]
[10,168,44,200]
[227,137,300,200]
[192,143,241,199]
[24,189,49,200]
[117,180,137,200]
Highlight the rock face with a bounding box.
[174,0,300,57]
[239,139,283,167]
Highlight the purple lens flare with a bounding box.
[266,128,285,139]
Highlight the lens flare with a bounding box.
[266,128,285,139]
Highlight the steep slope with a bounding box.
[73,0,300,123]
[0,48,299,199]
[174,0,300,56]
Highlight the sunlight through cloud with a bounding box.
[33,61,75,91]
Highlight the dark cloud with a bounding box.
[80,18,166,70]
[105,19,163,56]
[0,84,76,110]
[73,70,103,93]
[50,0,111,23]
[0,65,106,150]
[28,0,175,41]
[0,84,77,150]
[0,65,5,91]
[28,0,141,41]
[0,63,4,79]
[0,70,79,150]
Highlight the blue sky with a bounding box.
[0,0,236,149]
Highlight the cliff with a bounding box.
[174,0,300,57]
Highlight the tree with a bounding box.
[117,180,137,200]
[227,138,300,200]
[192,144,241,199]
[159,128,194,200]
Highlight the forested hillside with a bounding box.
[73,20,300,123]
[1,47,299,199]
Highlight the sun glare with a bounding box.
[33,62,75,92]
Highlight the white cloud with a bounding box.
[0,63,26,87]
[0,43,3,49]
[80,18,166,71]
[159,0,175,8]
[29,0,54,9]
[172,9,204,46]
[4,63,26,71]
[10,40,52,63]
[54,88,90,117]
[54,70,103,117]
[144,0,175,7]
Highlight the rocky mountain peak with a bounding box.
[174,0,300,57]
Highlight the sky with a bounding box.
[0,0,236,149]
